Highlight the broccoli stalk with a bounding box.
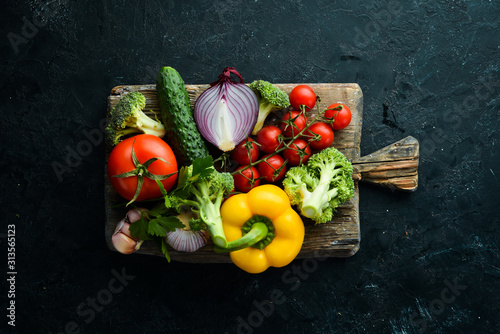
[283,147,355,224]
[166,156,272,251]
[174,169,231,248]
[248,80,290,135]
[106,91,166,146]
[165,157,233,248]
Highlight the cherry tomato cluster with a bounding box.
[230,85,352,193]
[230,136,287,192]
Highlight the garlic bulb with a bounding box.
[166,229,209,252]
[165,210,209,252]
[112,209,144,254]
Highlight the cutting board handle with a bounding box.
[352,136,419,192]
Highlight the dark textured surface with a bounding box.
[1,1,499,333]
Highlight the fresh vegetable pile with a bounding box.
[107,66,354,274]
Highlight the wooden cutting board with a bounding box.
[104,83,419,263]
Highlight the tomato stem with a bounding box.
[112,139,178,206]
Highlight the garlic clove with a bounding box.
[112,230,141,254]
[165,229,209,253]
[112,213,143,254]
[126,208,144,223]
[114,219,137,240]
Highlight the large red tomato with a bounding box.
[107,134,178,202]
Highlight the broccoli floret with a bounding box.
[106,91,166,146]
[283,147,355,224]
[248,80,290,135]
[167,158,235,248]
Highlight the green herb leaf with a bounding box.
[155,216,185,232]
[176,165,192,189]
[155,179,167,196]
[173,188,190,202]
[147,202,168,217]
[148,219,168,237]
[192,155,214,178]
[128,215,150,240]
[155,180,171,208]
[161,238,171,263]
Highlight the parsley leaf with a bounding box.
[144,216,185,238]
[128,214,150,240]
[148,219,167,237]
[155,216,185,232]
[161,238,171,263]
[192,155,214,179]
[148,201,168,217]
[155,180,171,208]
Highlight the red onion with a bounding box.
[194,67,259,152]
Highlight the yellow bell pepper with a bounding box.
[219,184,305,274]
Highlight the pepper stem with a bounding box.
[213,215,275,253]
[213,222,268,253]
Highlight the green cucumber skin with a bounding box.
[156,67,210,166]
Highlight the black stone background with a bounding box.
[1,0,499,333]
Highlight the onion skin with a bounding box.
[194,67,258,152]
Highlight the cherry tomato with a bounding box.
[258,154,287,183]
[325,103,352,130]
[107,134,178,202]
[305,122,334,150]
[289,85,317,111]
[256,125,283,153]
[283,139,312,166]
[233,166,260,192]
[231,138,259,165]
[280,111,308,138]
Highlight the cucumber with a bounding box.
[156,67,210,166]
